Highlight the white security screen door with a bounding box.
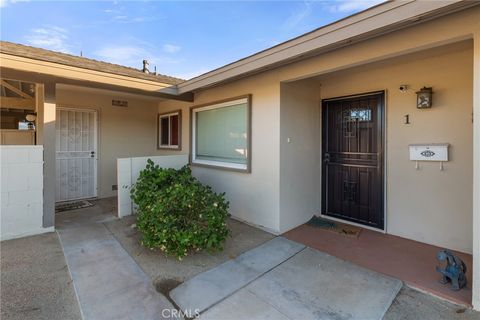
[56,108,97,202]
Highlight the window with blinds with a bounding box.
[192,96,251,172]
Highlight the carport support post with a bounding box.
[473,31,480,311]
[36,83,56,229]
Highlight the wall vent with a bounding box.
[112,100,128,107]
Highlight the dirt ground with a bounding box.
[103,215,275,286]
[385,286,479,320]
[0,232,82,320]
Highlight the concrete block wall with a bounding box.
[1,145,52,241]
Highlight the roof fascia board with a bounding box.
[177,0,469,94]
[0,67,193,102]
[0,53,179,94]
[55,83,170,101]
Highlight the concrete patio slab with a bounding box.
[200,288,290,320]
[200,247,402,320]
[170,237,305,313]
[58,223,177,320]
[245,248,402,320]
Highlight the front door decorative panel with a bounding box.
[322,93,384,229]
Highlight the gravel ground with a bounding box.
[0,232,82,320]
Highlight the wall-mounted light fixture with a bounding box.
[416,87,433,109]
[25,113,37,130]
[25,114,37,122]
[28,84,35,94]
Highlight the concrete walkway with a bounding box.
[58,222,177,320]
[171,237,305,313]
[172,237,402,320]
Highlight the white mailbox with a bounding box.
[409,143,449,161]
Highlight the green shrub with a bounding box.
[131,159,230,259]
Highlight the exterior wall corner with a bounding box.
[472,30,480,311]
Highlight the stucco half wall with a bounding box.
[158,40,473,253]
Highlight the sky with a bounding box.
[0,0,383,80]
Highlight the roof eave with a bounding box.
[0,66,193,102]
[0,52,180,91]
[177,0,476,94]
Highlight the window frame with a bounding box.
[157,109,182,150]
[190,94,252,173]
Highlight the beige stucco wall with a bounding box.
[56,86,161,198]
[159,41,473,252]
[279,79,321,233]
[157,7,477,252]
[277,40,473,253]
[158,71,281,233]
[317,41,473,253]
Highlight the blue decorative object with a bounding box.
[435,250,467,291]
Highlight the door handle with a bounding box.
[90,151,95,158]
[324,153,330,163]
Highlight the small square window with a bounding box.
[158,110,181,150]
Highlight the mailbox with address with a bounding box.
[409,143,449,161]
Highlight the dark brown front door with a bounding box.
[322,92,384,229]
